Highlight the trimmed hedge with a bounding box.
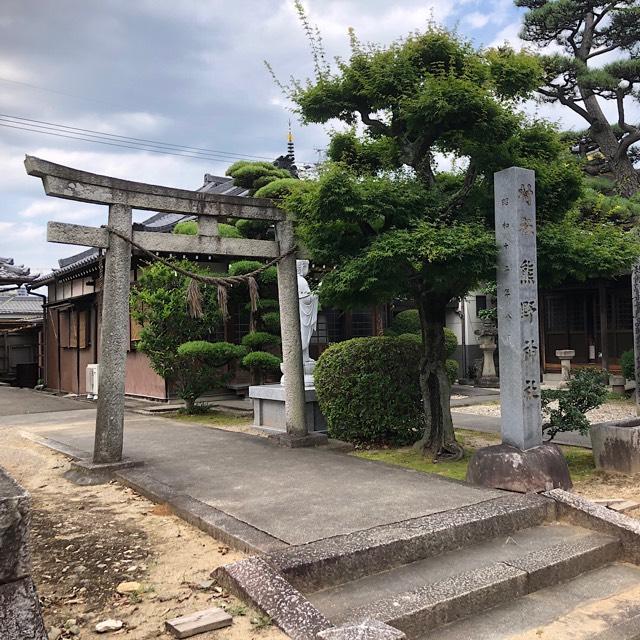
[621,349,635,381]
[241,331,280,351]
[241,351,281,373]
[387,309,458,358]
[315,337,424,445]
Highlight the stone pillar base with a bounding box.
[476,376,500,388]
[64,458,143,485]
[268,432,328,448]
[466,443,572,493]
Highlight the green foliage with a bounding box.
[173,220,198,235]
[315,337,424,445]
[620,349,636,381]
[235,218,272,240]
[261,311,281,333]
[254,178,309,200]
[175,340,245,412]
[130,261,222,381]
[219,223,243,238]
[226,161,292,194]
[445,359,459,385]
[541,369,608,441]
[241,331,280,351]
[241,351,281,380]
[228,260,263,276]
[390,310,421,335]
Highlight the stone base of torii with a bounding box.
[25,156,326,481]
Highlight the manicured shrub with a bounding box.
[218,223,243,238]
[444,328,458,358]
[541,368,608,441]
[241,351,282,384]
[173,220,198,235]
[315,337,424,445]
[387,310,458,358]
[175,341,245,413]
[620,349,635,381]
[241,331,280,351]
[262,311,281,333]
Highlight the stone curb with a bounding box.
[214,556,333,640]
[20,431,89,460]
[545,489,640,563]
[0,469,31,585]
[267,494,555,592]
[115,468,287,554]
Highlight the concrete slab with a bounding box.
[426,563,640,640]
[13,404,503,546]
[0,387,89,417]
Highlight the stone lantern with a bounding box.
[555,349,575,386]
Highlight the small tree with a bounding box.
[241,331,281,384]
[130,261,222,382]
[516,0,640,197]
[176,341,245,412]
[541,368,608,440]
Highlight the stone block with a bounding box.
[466,443,572,493]
[590,419,640,474]
[0,468,31,584]
[269,432,329,448]
[317,619,406,639]
[0,577,47,640]
[214,556,332,640]
[250,384,327,433]
[64,457,143,485]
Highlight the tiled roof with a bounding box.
[0,257,36,285]
[0,294,43,317]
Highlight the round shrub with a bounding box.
[173,220,198,235]
[177,340,245,365]
[390,309,421,335]
[241,331,280,351]
[241,351,281,373]
[262,311,281,333]
[228,260,263,276]
[218,223,243,238]
[620,349,635,381]
[444,328,458,358]
[315,337,424,445]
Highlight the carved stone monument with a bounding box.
[467,167,571,492]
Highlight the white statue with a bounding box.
[297,259,319,366]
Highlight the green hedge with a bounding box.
[241,331,280,351]
[241,351,281,373]
[315,337,424,445]
[387,309,458,358]
[621,349,635,381]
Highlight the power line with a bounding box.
[0,114,275,161]
[0,121,262,163]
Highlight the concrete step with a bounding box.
[268,494,555,592]
[425,562,640,640]
[309,527,620,638]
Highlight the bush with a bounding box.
[541,368,608,441]
[219,223,243,238]
[262,311,281,333]
[446,359,459,385]
[175,341,245,412]
[620,349,635,381]
[387,310,457,357]
[241,331,280,351]
[173,220,198,235]
[241,351,281,384]
[315,337,424,445]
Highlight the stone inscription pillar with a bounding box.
[494,167,542,451]
[94,203,132,463]
[275,220,308,438]
[632,262,640,416]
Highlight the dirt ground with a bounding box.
[0,431,286,640]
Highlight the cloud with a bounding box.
[465,13,491,29]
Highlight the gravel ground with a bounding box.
[451,401,637,424]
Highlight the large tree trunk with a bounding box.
[413,296,463,461]
[581,93,640,197]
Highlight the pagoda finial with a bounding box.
[287,119,295,163]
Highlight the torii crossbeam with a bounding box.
[25,156,314,466]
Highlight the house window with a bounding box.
[351,310,373,337]
[475,295,487,317]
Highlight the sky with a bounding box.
[0,0,633,275]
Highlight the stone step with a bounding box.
[268,494,555,592]
[311,528,619,638]
[424,562,640,640]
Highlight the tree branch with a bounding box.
[439,161,478,220]
[617,92,636,133]
[586,43,619,59]
[618,129,640,159]
[358,110,390,136]
[540,86,594,123]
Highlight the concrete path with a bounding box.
[451,410,593,448]
[0,386,92,416]
[0,387,503,548]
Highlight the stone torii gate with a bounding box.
[25,156,321,469]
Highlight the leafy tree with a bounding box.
[130,261,222,382]
[541,368,608,440]
[176,341,245,412]
[516,0,640,196]
[271,20,638,459]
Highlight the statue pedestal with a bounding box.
[249,384,327,434]
[281,359,316,387]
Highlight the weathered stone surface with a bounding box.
[65,457,143,485]
[546,489,640,563]
[505,533,620,591]
[344,562,528,637]
[466,443,572,493]
[0,577,47,640]
[269,432,329,448]
[317,619,406,639]
[590,419,640,474]
[494,167,542,451]
[0,468,31,584]
[268,494,554,592]
[215,556,332,640]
